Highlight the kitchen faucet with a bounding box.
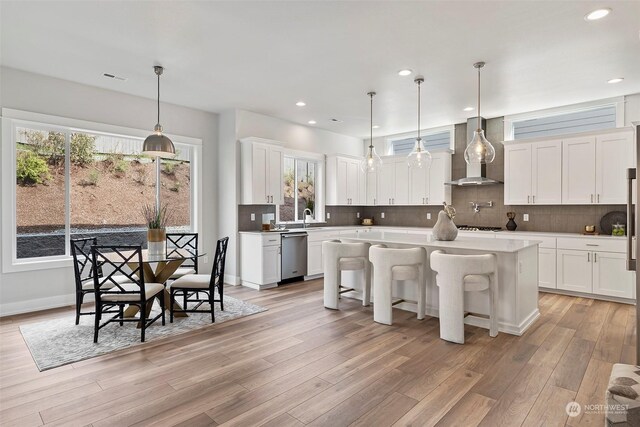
[303,208,312,228]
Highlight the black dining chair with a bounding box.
[168,236,229,323]
[166,233,199,279]
[91,245,165,343]
[71,237,131,325]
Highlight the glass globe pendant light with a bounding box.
[464,62,495,164]
[143,65,176,158]
[360,91,383,173]
[407,76,432,169]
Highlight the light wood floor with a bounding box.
[0,279,636,427]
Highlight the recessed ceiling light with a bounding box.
[372,125,380,129]
[296,101,306,107]
[607,77,624,84]
[308,120,317,125]
[585,8,611,21]
[398,69,413,76]
[463,107,475,111]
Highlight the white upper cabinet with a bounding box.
[380,153,451,206]
[562,130,634,204]
[595,132,635,204]
[366,171,377,205]
[504,143,532,205]
[240,138,284,205]
[562,136,597,204]
[326,155,364,205]
[505,128,634,206]
[504,141,562,205]
[532,140,562,204]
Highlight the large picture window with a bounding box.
[9,116,196,264]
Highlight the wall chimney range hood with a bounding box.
[445,117,503,186]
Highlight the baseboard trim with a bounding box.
[241,280,278,290]
[224,274,241,286]
[539,287,635,305]
[0,293,79,317]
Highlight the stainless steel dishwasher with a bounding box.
[280,231,308,282]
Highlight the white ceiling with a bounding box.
[1,1,639,139]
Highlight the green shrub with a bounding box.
[114,160,128,175]
[20,130,65,166]
[162,161,177,175]
[70,133,96,166]
[170,181,182,192]
[87,169,99,185]
[16,151,50,185]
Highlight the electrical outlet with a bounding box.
[427,213,432,220]
[523,213,529,222]
[203,256,209,264]
[327,212,331,219]
[381,212,385,219]
[357,212,360,218]
[250,213,255,221]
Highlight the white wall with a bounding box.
[0,67,219,315]
[218,109,363,284]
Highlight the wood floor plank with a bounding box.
[549,336,595,391]
[392,369,483,426]
[433,392,495,427]
[521,383,575,427]
[593,303,628,363]
[527,325,575,369]
[350,392,418,427]
[566,357,613,427]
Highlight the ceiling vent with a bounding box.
[103,73,127,81]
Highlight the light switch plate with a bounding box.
[381,212,385,219]
[203,256,209,264]
[427,213,431,220]
[250,213,255,221]
[523,213,529,222]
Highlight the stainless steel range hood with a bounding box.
[445,117,503,186]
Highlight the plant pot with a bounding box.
[147,228,166,256]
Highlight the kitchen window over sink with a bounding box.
[279,157,317,222]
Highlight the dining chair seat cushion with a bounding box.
[391,265,419,281]
[170,267,197,278]
[339,258,366,271]
[82,281,116,291]
[464,274,491,292]
[101,282,164,302]
[169,274,210,289]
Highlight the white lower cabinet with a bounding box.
[592,251,635,299]
[240,233,281,289]
[538,247,557,289]
[557,249,593,293]
[307,241,323,276]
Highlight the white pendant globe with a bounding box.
[464,129,495,164]
[361,147,383,173]
[407,138,432,169]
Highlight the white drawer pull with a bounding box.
[586,244,599,247]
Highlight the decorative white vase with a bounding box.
[147,228,166,257]
[432,210,458,241]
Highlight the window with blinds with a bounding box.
[390,130,452,155]
[512,105,617,140]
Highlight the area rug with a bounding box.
[19,296,267,371]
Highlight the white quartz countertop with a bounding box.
[340,231,541,253]
[238,225,626,241]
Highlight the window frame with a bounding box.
[2,108,202,273]
[384,124,455,155]
[503,97,625,141]
[275,149,325,225]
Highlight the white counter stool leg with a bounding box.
[369,245,427,325]
[430,250,498,344]
[322,240,371,310]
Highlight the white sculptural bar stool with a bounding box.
[430,250,498,344]
[369,245,427,325]
[322,240,371,310]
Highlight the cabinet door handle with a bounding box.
[590,194,593,203]
[389,198,391,204]
[392,198,395,204]
[374,198,376,205]
[597,194,600,203]
[587,252,591,262]
[527,195,530,203]
[426,197,428,204]
[594,253,597,263]
[532,195,535,204]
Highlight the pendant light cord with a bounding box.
[417,79,421,142]
[477,64,481,131]
[370,93,373,150]
[157,71,161,126]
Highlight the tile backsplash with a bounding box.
[239,117,627,235]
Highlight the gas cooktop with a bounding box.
[456,225,502,232]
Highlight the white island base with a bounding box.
[339,232,541,336]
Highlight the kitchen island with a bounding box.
[339,231,541,335]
